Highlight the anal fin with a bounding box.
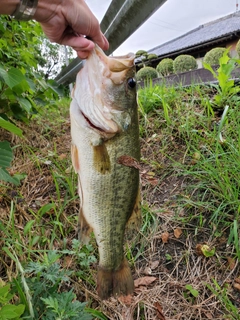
[126,187,142,232]
[78,207,93,244]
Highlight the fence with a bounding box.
[55,0,167,85]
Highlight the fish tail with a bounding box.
[97,258,134,300]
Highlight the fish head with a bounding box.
[72,45,137,138]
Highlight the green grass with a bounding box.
[138,80,240,244]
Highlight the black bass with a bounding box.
[70,45,141,300]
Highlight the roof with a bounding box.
[149,11,240,57]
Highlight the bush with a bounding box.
[156,58,174,76]
[135,50,148,59]
[147,53,158,60]
[236,40,240,58]
[203,47,226,65]
[136,67,158,81]
[173,55,197,73]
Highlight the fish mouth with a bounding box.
[95,46,135,84]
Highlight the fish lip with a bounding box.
[96,48,135,63]
[95,45,135,74]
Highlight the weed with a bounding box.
[183,284,199,303]
[62,239,97,282]
[41,291,92,320]
[206,279,239,319]
[0,281,25,320]
[203,48,240,109]
[14,251,93,319]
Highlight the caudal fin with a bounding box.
[97,258,134,300]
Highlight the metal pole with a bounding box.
[64,46,73,92]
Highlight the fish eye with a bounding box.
[127,77,136,89]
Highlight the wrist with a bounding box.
[12,0,38,21]
[33,0,61,23]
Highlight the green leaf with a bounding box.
[38,203,56,216]
[23,220,35,236]
[41,296,59,311]
[0,67,25,89]
[0,117,22,137]
[185,284,199,297]
[203,62,216,78]
[10,104,29,124]
[0,285,12,304]
[201,244,215,257]
[11,79,30,95]
[0,169,20,185]
[0,304,25,319]
[2,247,17,263]
[0,141,13,168]
[85,308,108,320]
[18,97,32,113]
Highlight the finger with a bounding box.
[101,33,109,51]
[77,51,89,59]
[88,31,109,51]
[61,34,95,51]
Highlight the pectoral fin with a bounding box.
[93,143,111,174]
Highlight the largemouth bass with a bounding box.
[70,45,141,300]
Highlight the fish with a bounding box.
[70,45,141,300]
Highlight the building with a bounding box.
[144,11,240,69]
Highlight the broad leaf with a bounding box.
[0,168,19,185]
[0,142,20,185]
[0,66,25,89]
[203,62,216,78]
[12,79,30,95]
[0,117,22,136]
[0,141,13,168]
[0,304,25,319]
[18,97,32,113]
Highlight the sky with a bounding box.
[86,0,238,55]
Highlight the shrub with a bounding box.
[236,40,240,57]
[135,50,148,58]
[136,67,158,81]
[173,55,197,73]
[156,58,174,76]
[203,47,226,65]
[146,53,158,60]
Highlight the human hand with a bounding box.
[34,0,109,59]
